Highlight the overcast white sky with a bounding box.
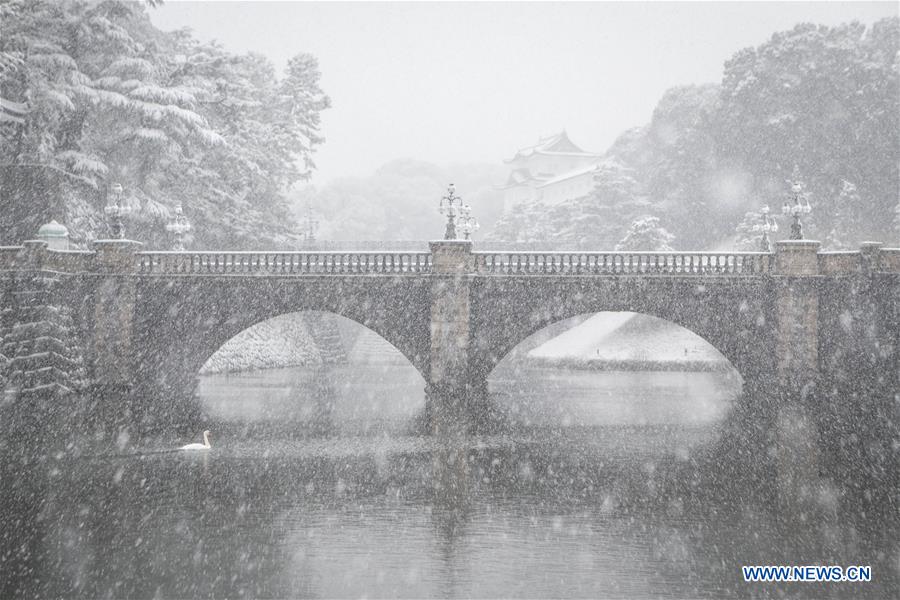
[149,1,898,184]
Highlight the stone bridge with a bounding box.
[1,239,897,449]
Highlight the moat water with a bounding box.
[1,364,897,598]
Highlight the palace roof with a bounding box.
[505,131,602,164]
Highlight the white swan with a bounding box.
[179,430,211,451]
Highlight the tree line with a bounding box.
[1,0,329,249]
[490,18,900,250]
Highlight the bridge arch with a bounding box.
[468,276,776,392]
[487,311,740,379]
[195,310,427,377]
[129,276,432,426]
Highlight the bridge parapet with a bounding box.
[135,251,433,275]
[473,251,774,275]
[0,242,95,273]
[881,248,900,272]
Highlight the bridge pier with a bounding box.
[427,240,485,435]
[84,240,145,433]
[771,240,824,510]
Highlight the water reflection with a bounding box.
[1,365,897,598]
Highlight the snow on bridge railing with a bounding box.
[473,251,774,275]
[135,251,433,275]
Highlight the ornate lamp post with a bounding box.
[165,204,191,251]
[459,203,480,240]
[782,177,812,240]
[753,205,778,252]
[104,182,131,239]
[438,183,463,240]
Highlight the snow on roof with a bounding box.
[505,130,601,163]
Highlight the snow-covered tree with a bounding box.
[615,216,675,251]
[0,0,331,248]
[733,210,767,251]
[826,180,864,249]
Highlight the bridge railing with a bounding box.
[473,251,774,275]
[135,251,433,275]
[881,248,900,272]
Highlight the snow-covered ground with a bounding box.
[200,314,321,374]
[528,312,730,370]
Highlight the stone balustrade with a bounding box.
[818,251,862,275]
[1,244,898,277]
[135,251,433,275]
[881,248,900,272]
[473,251,774,275]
